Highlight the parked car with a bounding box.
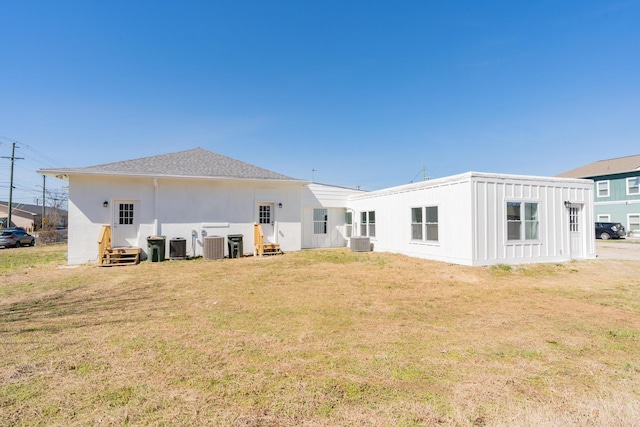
[595,222,626,240]
[0,229,36,248]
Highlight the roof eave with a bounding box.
[37,169,309,185]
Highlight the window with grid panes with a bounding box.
[119,203,134,225]
[313,209,328,234]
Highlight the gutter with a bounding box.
[154,178,159,236]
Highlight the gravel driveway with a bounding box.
[596,238,640,260]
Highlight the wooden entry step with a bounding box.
[102,247,141,266]
[98,225,141,266]
[254,224,283,256]
[262,243,283,256]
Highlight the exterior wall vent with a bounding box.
[350,236,371,252]
[204,235,225,260]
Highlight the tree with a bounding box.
[44,188,68,228]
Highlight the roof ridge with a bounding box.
[79,147,205,170]
[40,148,304,182]
[595,154,640,163]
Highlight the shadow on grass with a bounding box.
[0,284,168,333]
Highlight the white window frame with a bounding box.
[597,214,610,222]
[628,213,640,235]
[345,211,353,238]
[506,201,539,241]
[596,180,610,198]
[410,206,439,243]
[411,207,423,240]
[313,208,328,235]
[569,206,579,233]
[259,205,271,225]
[627,177,640,196]
[360,211,375,238]
[425,206,439,242]
[118,202,134,225]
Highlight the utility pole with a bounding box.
[1,143,24,228]
[42,175,46,229]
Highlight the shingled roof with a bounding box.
[38,148,303,182]
[557,154,640,179]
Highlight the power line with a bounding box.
[2,136,65,169]
[1,142,24,227]
[20,143,66,168]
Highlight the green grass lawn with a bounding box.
[1,245,639,426]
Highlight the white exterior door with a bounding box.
[569,204,583,259]
[112,200,139,247]
[258,203,275,243]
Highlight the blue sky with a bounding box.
[1,1,639,204]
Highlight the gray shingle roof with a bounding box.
[0,201,67,216]
[557,154,640,178]
[39,148,303,182]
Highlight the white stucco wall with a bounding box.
[66,175,304,264]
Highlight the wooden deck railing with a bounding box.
[254,223,264,256]
[97,225,111,265]
[253,223,282,256]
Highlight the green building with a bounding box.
[558,155,640,237]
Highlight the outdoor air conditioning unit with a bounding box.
[204,235,224,260]
[350,236,371,252]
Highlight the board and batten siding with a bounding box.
[302,207,347,248]
[347,175,475,265]
[302,183,364,248]
[471,175,595,265]
[347,172,595,266]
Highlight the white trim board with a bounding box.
[594,200,640,206]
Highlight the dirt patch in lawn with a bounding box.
[1,246,639,426]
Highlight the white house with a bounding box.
[39,148,595,266]
[347,172,595,266]
[39,148,309,264]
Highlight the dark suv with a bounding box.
[595,222,626,240]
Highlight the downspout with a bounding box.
[154,178,159,236]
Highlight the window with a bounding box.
[345,211,352,237]
[507,202,521,240]
[525,203,539,239]
[629,214,640,234]
[259,205,271,224]
[411,208,422,240]
[425,206,438,241]
[569,207,579,232]
[119,203,134,225]
[597,181,610,198]
[313,208,327,234]
[507,202,538,241]
[360,211,375,237]
[597,214,611,222]
[627,177,640,196]
[410,207,438,242]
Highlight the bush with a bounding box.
[37,228,65,245]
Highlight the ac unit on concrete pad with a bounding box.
[350,237,371,252]
[204,236,225,260]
